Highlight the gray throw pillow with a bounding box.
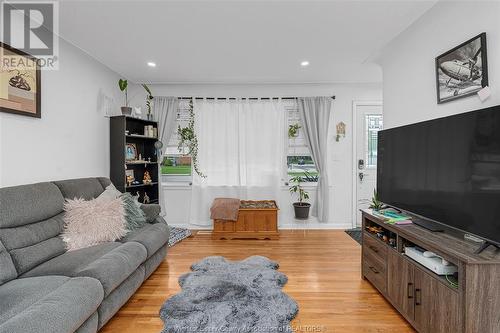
[97,183,122,202]
[140,204,161,223]
[121,193,147,231]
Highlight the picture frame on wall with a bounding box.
[435,33,488,104]
[0,43,41,118]
[125,143,138,161]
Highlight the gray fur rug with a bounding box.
[159,256,298,333]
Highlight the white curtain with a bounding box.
[189,99,286,226]
[153,96,179,214]
[297,97,332,222]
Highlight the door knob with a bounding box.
[359,172,365,182]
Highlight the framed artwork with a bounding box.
[125,169,135,181]
[125,143,138,161]
[435,33,488,104]
[0,43,41,117]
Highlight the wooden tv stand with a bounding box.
[361,209,500,333]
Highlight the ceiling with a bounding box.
[58,1,437,84]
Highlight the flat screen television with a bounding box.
[377,105,500,247]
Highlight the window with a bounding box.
[365,114,383,168]
[286,100,318,182]
[161,100,192,181]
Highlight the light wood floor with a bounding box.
[101,230,415,333]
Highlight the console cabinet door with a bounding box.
[414,268,460,333]
[387,251,414,320]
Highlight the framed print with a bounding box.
[435,33,488,104]
[125,169,135,180]
[0,43,41,117]
[125,143,138,161]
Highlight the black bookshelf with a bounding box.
[110,116,160,204]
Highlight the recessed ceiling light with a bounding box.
[147,62,156,67]
[300,61,310,67]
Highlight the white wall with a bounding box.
[131,83,382,229]
[379,1,500,129]
[0,39,121,187]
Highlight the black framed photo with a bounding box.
[0,43,41,117]
[435,33,488,104]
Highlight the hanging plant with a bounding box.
[141,84,154,119]
[177,99,206,178]
[288,123,301,138]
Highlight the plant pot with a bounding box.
[293,202,311,219]
[121,106,132,115]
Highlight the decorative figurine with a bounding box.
[143,192,150,204]
[143,171,152,184]
[336,121,346,142]
[126,175,133,187]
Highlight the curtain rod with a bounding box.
[176,96,335,100]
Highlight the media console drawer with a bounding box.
[363,251,387,293]
[363,232,388,261]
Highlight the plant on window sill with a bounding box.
[177,99,206,178]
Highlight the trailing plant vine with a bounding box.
[288,123,301,138]
[177,99,206,178]
[141,84,154,118]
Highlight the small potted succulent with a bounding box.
[290,175,310,219]
[118,79,132,115]
[369,189,384,211]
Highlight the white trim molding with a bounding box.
[351,100,383,228]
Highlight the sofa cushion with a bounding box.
[0,276,103,333]
[0,213,67,275]
[119,221,170,258]
[54,178,106,200]
[97,177,112,189]
[22,242,121,277]
[0,241,17,285]
[0,182,64,228]
[140,203,161,223]
[22,242,147,296]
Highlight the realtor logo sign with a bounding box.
[1,1,59,69]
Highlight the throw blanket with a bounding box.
[210,198,240,221]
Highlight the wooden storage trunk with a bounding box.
[212,200,279,240]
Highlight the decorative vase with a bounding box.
[293,202,311,219]
[121,106,132,115]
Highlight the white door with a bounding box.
[353,102,383,227]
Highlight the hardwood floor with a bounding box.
[101,230,415,333]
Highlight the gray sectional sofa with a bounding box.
[0,177,170,333]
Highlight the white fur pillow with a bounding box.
[62,197,127,251]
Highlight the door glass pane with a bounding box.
[365,114,383,168]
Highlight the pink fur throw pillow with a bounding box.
[62,197,127,251]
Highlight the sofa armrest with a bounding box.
[140,204,161,223]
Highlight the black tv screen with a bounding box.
[377,105,500,245]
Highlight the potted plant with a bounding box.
[141,83,154,120]
[288,123,301,138]
[118,79,132,115]
[289,175,310,219]
[177,99,206,178]
[369,189,384,211]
